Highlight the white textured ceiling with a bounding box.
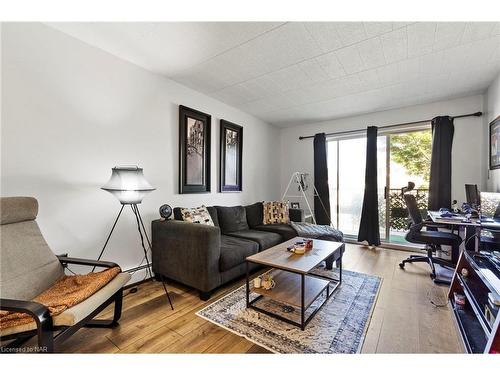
[48,22,500,127]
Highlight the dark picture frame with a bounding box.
[220,119,243,192]
[179,105,211,194]
[490,116,500,170]
[290,202,300,209]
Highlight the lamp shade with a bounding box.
[102,166,155,204]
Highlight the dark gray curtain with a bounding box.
[428,116,454,211]
[313,133,331,225]
[358,126,380,246]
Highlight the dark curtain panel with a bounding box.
[358,126,381,246]
[428,116,454,211]
[313,133,331,225]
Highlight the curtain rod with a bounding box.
[298,111,483,140]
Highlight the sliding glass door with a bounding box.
[327,127,431,245]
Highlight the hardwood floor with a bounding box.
[56,244,462,354]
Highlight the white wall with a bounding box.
[485,72,500,192]
[1,23,281,282]
[280,95,485,208]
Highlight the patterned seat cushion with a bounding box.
[263,201,290,225]
[180,205,214,226]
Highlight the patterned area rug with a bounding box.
[196,267,381,353]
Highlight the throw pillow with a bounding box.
[263,201,290,225]
[180,205,215,226]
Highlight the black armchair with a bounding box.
[398,194,462,284]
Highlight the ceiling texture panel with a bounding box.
[48,21,500,127]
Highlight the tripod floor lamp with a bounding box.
[96,166,173,310]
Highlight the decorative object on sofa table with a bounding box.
[287,242,306,255]
[253,276,262,288]
[99,166,174,309]
[159,204,173,220]
[220,119,243,192]
[179,105,211,194]
[304,239,313,250]
[290,202,300,209]
[261,274,275,290]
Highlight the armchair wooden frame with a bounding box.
[0,256,124,353]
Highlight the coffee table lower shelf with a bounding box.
[245,268,340,330]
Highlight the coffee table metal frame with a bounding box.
[245,243,342,331]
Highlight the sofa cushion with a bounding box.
[263,201,290,224]
[227,229,282,250]
[219,236,259,272]
[253,224,297,241]
[245,202,264,228]
[174,206,219,227]
[215,206,249,234]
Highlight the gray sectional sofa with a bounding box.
[151,202,343,300]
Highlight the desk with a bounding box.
[427,211,481,255]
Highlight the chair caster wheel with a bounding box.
[399,263,405,269]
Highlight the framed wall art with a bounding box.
[179,105,211,193]
[220,119,243,192]
[490,115,500,170]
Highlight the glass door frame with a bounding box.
[327,123,431,246]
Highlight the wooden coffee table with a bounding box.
[245,237,343,330]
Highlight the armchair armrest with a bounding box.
[1,298,54,351]
[0,298,53,332]
[151,220,221,292]
[57,256,118,269]
[1,298,50,318]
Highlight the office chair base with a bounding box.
[399,252,455,285]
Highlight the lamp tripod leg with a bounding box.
[132,204,174,310]
[159,274,174,310]
[131,204,153,280]
[92,204,125,272]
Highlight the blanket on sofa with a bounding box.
[0,266,121,330]
[290,221,344,242]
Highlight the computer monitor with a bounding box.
[465,184,481,206]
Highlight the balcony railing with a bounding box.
[380,188,429,231]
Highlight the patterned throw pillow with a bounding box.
[180,205,215,226]
[263,201,290,225]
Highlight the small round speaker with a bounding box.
[159,204,173,220]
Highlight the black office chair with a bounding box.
[399,194,462,284]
